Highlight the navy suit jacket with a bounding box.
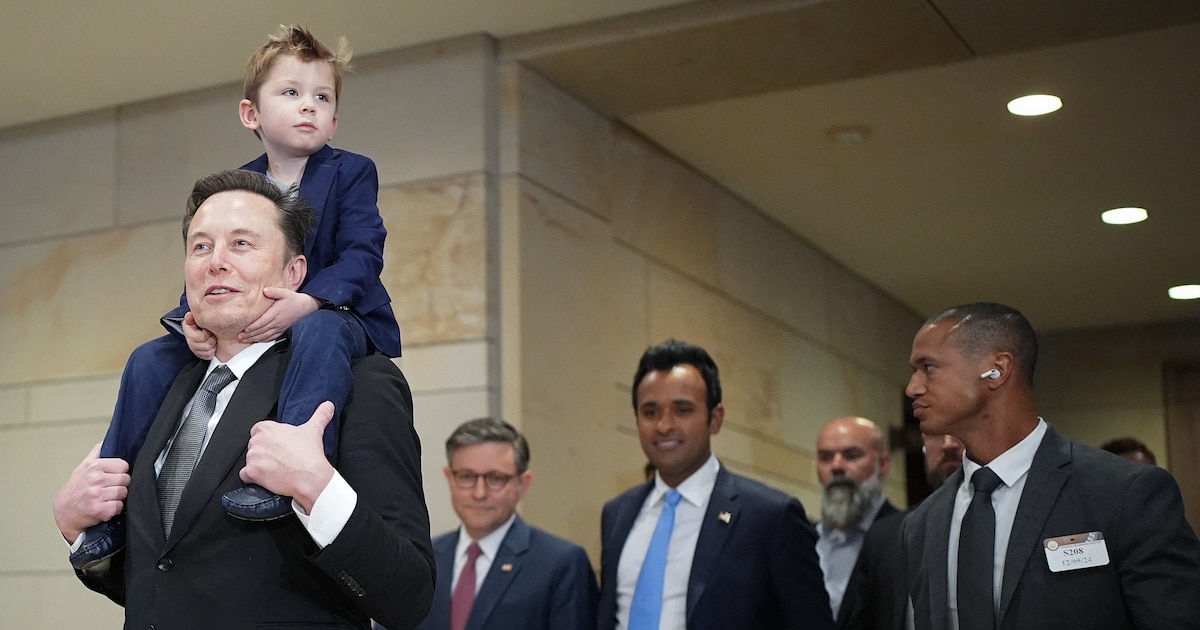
[411,515,598,630]
[167,144,401,357]
[902,425,1200,629]
[598,465,835,630]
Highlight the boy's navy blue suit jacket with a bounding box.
[166,144,401,357]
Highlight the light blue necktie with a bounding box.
[629,489,682,630]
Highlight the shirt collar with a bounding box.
[208,340,279,380]
[650,452,720,509]
[961,417,1048,489]
[456,513,517,562]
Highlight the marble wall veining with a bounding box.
[499,63,919,548]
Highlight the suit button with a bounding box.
[157,558,173,572]
[337,570,365,596]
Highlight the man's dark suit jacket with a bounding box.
[77,345,435,629]
[412,514,598,630]
[902,425,1200,630]
[832,500,899,629]
[841,509,907,630]
[597,465,835,630]
[168,145,401,357]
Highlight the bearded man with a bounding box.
[814,416,896,625]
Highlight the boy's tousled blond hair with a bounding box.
[244,24,353,110]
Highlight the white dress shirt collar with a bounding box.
[211,340,278,380]
[651,452,720,510]
[452,513,518,593]
[457,513,517,562]
[961,417,1048,488]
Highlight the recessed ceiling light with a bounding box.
[1007,94,1063,116]
[1168,285,1200,300]
[1101,207,1148,225]
[825,124,872,146]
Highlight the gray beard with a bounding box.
[820,473,882,530]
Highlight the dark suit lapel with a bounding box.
[428,532,458,628]
[608,482,654,572]
[686,466,737,622]
[923,468,961,630]
[469,516,531,630]
[837,501,900,626]
[998,427,1070,622]
[297,145,336,228]
[874,500,900,523]
[131,360,207,541]
[165,346,286,547]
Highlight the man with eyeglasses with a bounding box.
[405,417,598,630]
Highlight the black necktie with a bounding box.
[157,365,236,538]
[958,466,1003,630]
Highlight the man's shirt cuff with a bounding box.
[294,470,358,548]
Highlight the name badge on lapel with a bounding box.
[1043,531,1109,572]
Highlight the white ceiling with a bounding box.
[6,0,1198,332]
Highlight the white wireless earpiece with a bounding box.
[980,368,1002,380]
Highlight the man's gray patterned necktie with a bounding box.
[157,365,236,538]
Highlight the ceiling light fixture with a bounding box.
[825,125,872,146]
[1101,207,1148,225]
[1168,285,1200,300]
[1007,94,1062,116]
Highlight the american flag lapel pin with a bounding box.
[501,563,514,572]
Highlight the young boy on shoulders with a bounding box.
[69,24,401,570]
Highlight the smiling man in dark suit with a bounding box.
[52,170,434,630]
[410,417,597,630]
[597,339,833,630]
[902,301,1200,630]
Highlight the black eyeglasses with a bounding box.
[450,470,516,490]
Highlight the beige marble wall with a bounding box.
[1038,321,1200,469]
[0,34,497,627]
[498,64,920,557]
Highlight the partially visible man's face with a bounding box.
[1117,450,1155,466]
[636,364,723,488]
[444,442,530,541]
[922,432,965,488]
[184,190,303,340]
[816,417,890,529]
